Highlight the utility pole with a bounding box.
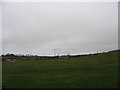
[53,48,60,57]
[54,49,57,57]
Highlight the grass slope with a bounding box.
[2,50,118,88]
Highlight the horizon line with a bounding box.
[1,49,119,56]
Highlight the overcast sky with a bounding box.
[2,2,118,56]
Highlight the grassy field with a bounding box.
[2,50,118,88]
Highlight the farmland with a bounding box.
[2,50,118,88]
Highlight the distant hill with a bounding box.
[1,49,119,61]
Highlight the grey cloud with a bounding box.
[2,2,118,55]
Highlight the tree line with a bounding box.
[1,52,102,61]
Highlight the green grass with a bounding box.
[2,50,118,88]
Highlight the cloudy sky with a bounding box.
[2,2,118,56]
